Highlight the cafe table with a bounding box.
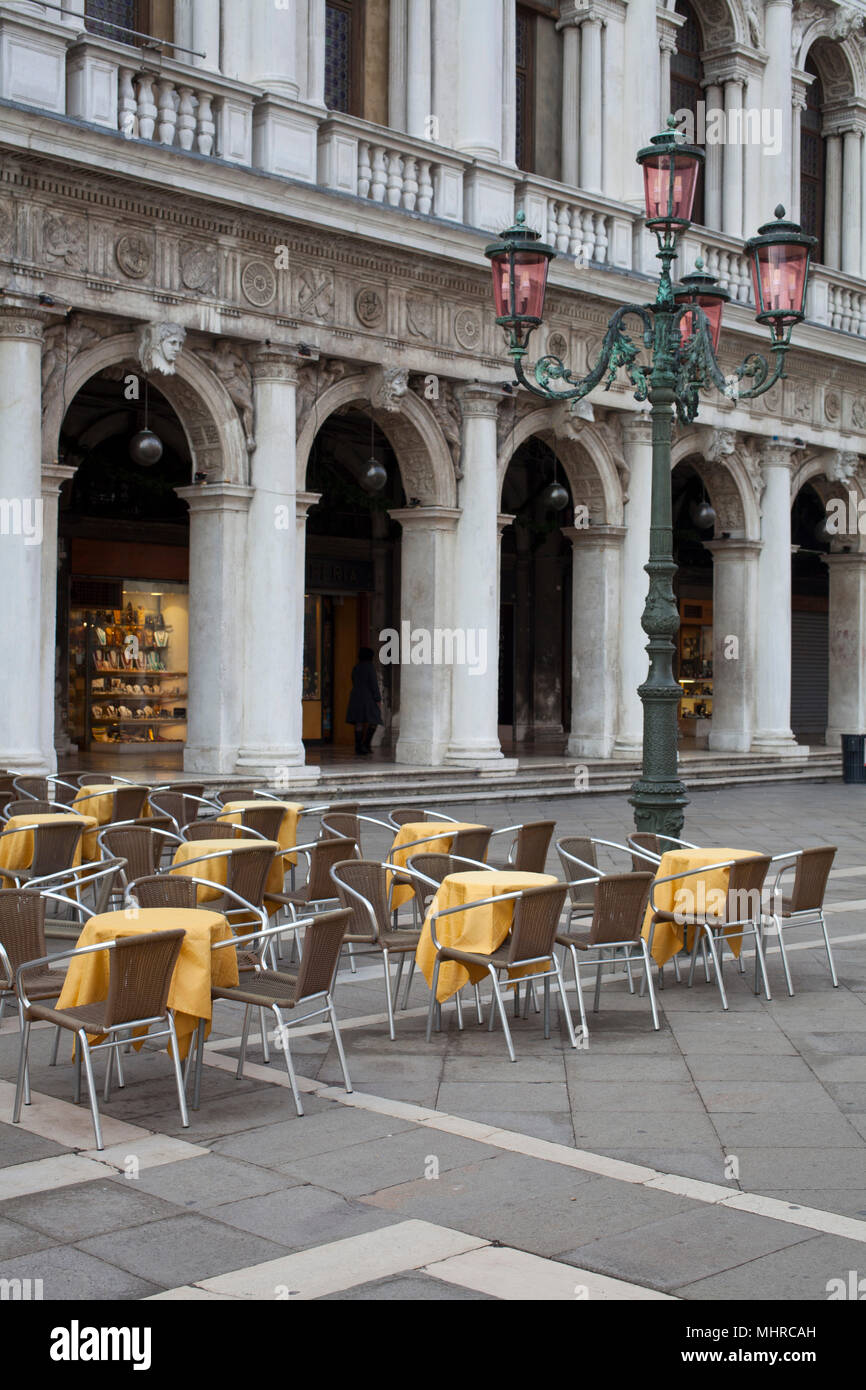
[72,783,149,825]
[0,811,100,875]
[416,868,559,1003]
[170,837,284,915]
[217,800,303,866]
[642,847,761,966]
[388,821,488,910]
[55,905,237,1059]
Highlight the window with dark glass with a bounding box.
[800,58,825,265]
[516,5,535,172]
[325,0,362,116]
[671,1,705,226]
[85,0,142,44]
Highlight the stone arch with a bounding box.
[496,405,624,525]
[689,0,747,48]
[42,330,249,484]
[671,431,760,540]
[798,31,865,101]
[295,375,457,507]
[792,452,866,554]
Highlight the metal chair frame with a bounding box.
[385,808,460,830]
[556,872,658,1037]
[765,848,839,995]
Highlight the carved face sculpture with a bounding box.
[138,321,186,375]
[161,330,184,364]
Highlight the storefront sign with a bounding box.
[306,557,373,592]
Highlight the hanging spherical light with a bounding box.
[542,480,570,512]
[690,498,716,530]
[360,457,387,494]
[129,428,163,467]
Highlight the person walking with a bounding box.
[346,646,382,756]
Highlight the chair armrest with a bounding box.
[15,937,117,1009]
[770,853,801,896]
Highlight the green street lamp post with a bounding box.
[485,117,816,838]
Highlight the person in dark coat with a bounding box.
[346,647,382,756]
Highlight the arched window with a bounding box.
[800,57,825,264]
[325,0,363,116]
[671,1,705,226]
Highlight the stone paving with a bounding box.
[0,781,864,1300]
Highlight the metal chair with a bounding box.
[12,776,79,805]
[320,810,393,857]
[180,820,260,842]
[627,832,699,870]
[405,852,495,1016]
[236,804,286,841]
[30,859,128,936]
[0,820,84,888]
[425,882,576,1061]
[4,799,68,820]
[125,873,199,910]
[99,824,182,890]
[646,854,774,1009]
[190,908,353,1116]
[149,790,218,835]
[387,808,459,829]
[488,820,556,873]
[556,871,656,1037]
[13,928,188,1151]
[329,858,423,1040]
[214,786,258,806]
[265,836,355,923]
[766,846,838,995]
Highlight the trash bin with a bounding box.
[841,734,866,784]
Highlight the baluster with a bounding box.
[828,286,840,330]
[417,160,433,214]
[553,203,569,252]
[370,146,387,202]
[196,92,214,155]
[118,67,137,138]
[157,78,178,146]
[704,246,719,282]
[176,86,195,151]
[136,73,157,141]
[593,212,608,265]
[546,198,557,244]
[386,151,404,207]
[581,208,594,264]
[358,141,372,198]
[402,156,418,211]
[567,207,582,261]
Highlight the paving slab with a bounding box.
[435,1081,571,1114]
[693,1080,842,1114]
[564,1080,709,1113]
[111,1153,296,1208]
[278,1127,502,1197]
[0,1178,183,1241]
[675,1231,866,1300]
[77,1213,290,1287]
[0,1123,68,1170]
[317,1271,497,1299]
[212,1108,416,1166]
[733,1146,866,1191]
[708,1111,864,1149]
[0,1213,58,1258]
[200,1182,401,1249]
[0,1244,159,1300]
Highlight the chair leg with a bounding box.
[78,1030,104,1151]
[192,1017,206,1112]
[819,909,839,988]
[393,953,405,1011]
[426,959,440,1043]
[103,1046,113,1103]
[593,950,605,1013]
[701,937,711,982]
[542,975,550,1039]
[773,914,794,997]
[50,1024,61,1067]
[166,1014,189,1129]
[624,950,635,994]
[12,1017,31,1122]
[114,1035,125,1088]
[488,967,516,1063]
[401,956,415,1010]
[328,998,353,1094]
[74,1039,82,1105]
[16,1001,31,1107]
[553,956,578,1049]
[474,984,483,1024]
[640,941,660,1031]
[259,1008,270,1065]
[568,946,589,1043]
[512,981,521,1020]
[237,1004,252,1080]
[752,922,772,1002]
[274,1008,303,1117]
[454,988,464,1031]
[382,949,396,1041]
[702,928,729,1010]
[347,941,357,974]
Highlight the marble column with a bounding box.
[295,490,321,763]
[501,0,517,167]
[389,0,408,130]
[753,442,805,754]
[744,70,765,237]
[406,0,432,139]
[174,0,220,70]
[41,462,76,769]
[824,133,843,270]
[579,15,603,193]
[390,506,460,765]
[762,0,793,215]
[0,304,50,772]
[565,525,625,758]
[177,483,252,774]
[614,415,652,756]
[703,82,724,231]
[789,80,807,226]
[307,0,326,107]
[236,350,314,778]
[842,128,862,277]
[722,79,744,239]
[560,17,580,187]
[706,539,761,752]
[824,552,866,748]
[445,386,515,768]
[455,0,502,159]
[659,35,676,127]
[246,0,298,95]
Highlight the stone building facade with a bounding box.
[0,0,865,781]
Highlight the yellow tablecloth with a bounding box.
[642,848,761,966]
[170,838,283,916]
[72,784,149,826]
[388,822,486,910]
[0,812,99,877]
[56,906,237,1060]
[218,801,303,867]
[417,869,558,1003]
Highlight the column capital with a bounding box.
[296,490,321,521]
[706,538,763,560]
[0,302,52,344]
[620,413,653,446]
[42,462,76,498]
[176,482,254,514]
[389,505,461,531]
[455,382,508,419]
[822,550,866,569]
[497,511,515,537]
[563,523,626,549]
[252,346,311,384]
[758,439,800,470]
[702,46,766,86]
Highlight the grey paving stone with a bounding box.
[708,1111,863,1149]
[78,1213,289,1286]
[436,1081,571,1114]
[571,1110,721,1148]
[0,1123,68,1169]
[112,1154,296,1208]
[201,1182,400,1249]
[562,1054,693,1082]
[734,1145,866,1191]
[317,1272,497,1300]
[693,1080,842,1114]
[787,1030,866,1057]
[595,1147,730,1184]
[212,1108,416,1165]
[683,1054,817,1082]
[0,1179,184,1241]
[757,1189,866,1219]
[0,1214,58,1257]
[279,1127,501,1196]
[439,1054,569,1083]
[819,1083,866,1112]
[564,1081,709,1113]
[0,1244,159,1300]
[562,1205,813,1292]
[451,1109,577,1145]
[675,1232,866,1300]
[146,1084,332,1140]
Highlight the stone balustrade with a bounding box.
[515,176,636,271]
[317,115,466,222]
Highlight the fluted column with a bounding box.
[455,0,502,159]
[445,385,514,768]
[753,442,804,754]
[706,540,761,752]
[744,68,765,237]
[308,0,327,107]
[824,133,843,270]
[178,483,253,774]
[842,128,863,276]
[406,0,433,139]
[703,82,724,230]
[0,305,50,772]
[560,16,580,186]
[824,552,866,748]
[579,15,603,192]
[245,0,299,95]
[762,0,793,215]
[659,34,676,128]
[722,79,744,238]
[41,462,76,768]
[237,350,315,778]
[174,0,220,71]
[565,525,625,758]
[614,416,652,756]
[390,506,460,765]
